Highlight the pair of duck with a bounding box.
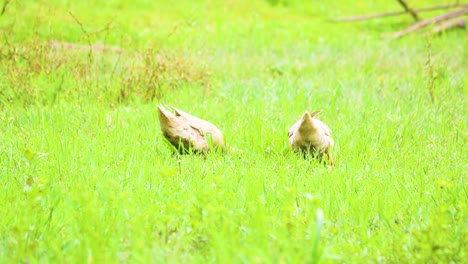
[158,105,334,166]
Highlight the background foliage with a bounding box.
[0,0,466,263]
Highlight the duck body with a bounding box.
[157,105,225,154]
[288,110,334,165]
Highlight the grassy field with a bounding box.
[1,0,467,263]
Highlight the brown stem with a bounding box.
[68,11,93,59]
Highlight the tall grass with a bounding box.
[1,0,467,263]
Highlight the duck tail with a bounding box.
[157,105,175,127]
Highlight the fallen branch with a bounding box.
[396,0,420,21]
[391,8,468,38]
[331,3,468,22]
[431,18,466,34]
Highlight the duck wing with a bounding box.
[316,119,332,136]
[168,106,225,150]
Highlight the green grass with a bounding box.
[1,0,467,263]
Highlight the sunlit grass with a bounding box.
[0,0,467,263]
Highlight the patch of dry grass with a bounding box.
[0,39,211,106]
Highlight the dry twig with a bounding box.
[431,18,466,33]
[68,11,93,59]
[396,0,420,21]
[391,8,468,38]
[331,3,467,22]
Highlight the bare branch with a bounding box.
[396,0,420,21]
[391,8,468,38]
[431,18,465,34]
[331,10,406,22]
[331,3,468,22]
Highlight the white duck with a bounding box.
[288,110,334,165]
[157,105,225,154]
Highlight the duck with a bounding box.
[288,110,334,165]
[157,105,225,154]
